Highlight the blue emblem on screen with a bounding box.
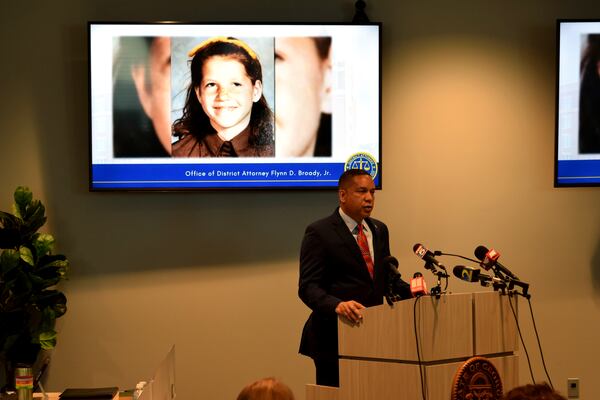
[345,152,378,179]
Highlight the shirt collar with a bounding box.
[203,125,252,156]
[338,207,368,234]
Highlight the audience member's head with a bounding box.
[236,377,295,400]
[502,383,567,400]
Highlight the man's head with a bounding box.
[130,37,172,154]
[338,169,375,223]
[274,36,331,157]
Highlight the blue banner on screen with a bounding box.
[556,160,600,185]
[91,163,381,189]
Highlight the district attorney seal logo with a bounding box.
[345,152,378,180]
[451,356,503,400]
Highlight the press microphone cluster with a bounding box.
[474,245,520,281]
[452,265,504,286]
[412,243,449,278]
[450,245,530,297]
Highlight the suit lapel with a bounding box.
[330,211,363,262]
[364,218,382,281]
[364,218,380,265]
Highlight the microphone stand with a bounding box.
[425,262,448,298]
[507,279,530,299]
[488,266,530,298]
[385,270,403,305]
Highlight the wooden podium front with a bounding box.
[306,292,519,400]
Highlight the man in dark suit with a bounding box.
[298,169,412,387]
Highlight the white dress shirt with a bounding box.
[338,208,374,262]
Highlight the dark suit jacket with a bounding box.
[298,208,411,360]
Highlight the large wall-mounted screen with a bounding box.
[89,22,382,190]
[556,20,600,186]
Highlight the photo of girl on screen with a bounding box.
[172,37,274,157]
[579,33,600,154]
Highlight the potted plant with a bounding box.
[0,187,69,393]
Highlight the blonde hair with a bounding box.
[236,377,295,400]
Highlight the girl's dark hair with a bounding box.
[579,34,600,153]
[173,37,274,148]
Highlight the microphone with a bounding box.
[452,265,502,285]
[413,243,447,271]
[410,272,427,297]
[474,245,519,280]
[383,255,401,276]
[383,256,404,305]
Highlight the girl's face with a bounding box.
[195,55,262,135]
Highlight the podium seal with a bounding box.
[451,356,503,400]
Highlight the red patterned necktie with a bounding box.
[356,224,374,279]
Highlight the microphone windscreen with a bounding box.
[453,265,480,283]
[410,275,427,297]
[413,243,422,253]
[452,265,464,279]
[383,255,399,267]
[474,245,489,261]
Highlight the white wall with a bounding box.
[1,1,600,399]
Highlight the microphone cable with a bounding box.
[526,296,555,389]
[413,295,427,400]
[507,294,536,384]
[436,251,481,265]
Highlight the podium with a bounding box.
[306,292,519,400]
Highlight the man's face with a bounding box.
[131,37,172,154]
[196,55,262,136]
[339,174,375,223]
[275,37,331,157]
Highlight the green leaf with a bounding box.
[0,211,23,248]
[36,256,68,282]
[13,186,32,219]
[39,330,57,350]
[22,200,46,240]
[1,249,20,274]
[38,305,56,332]
[37,291,67,319]
[0,210,22,227]
[19,246,34,266]
[24,200,45,223]
[34,233,55,257]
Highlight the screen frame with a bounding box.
[87,21,383,192]
[554,19,600,188]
